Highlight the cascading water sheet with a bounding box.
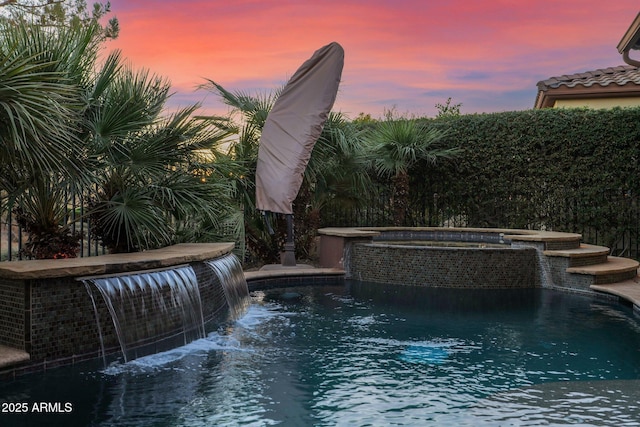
[84,253,251,363]
[84,265,205,362]
[84,253,251,364]
[205,253,251,321]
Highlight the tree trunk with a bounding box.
[392,171,409,226]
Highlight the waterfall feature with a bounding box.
[84,253,250,363]
[205,254,250,321]
[512,242,553,288]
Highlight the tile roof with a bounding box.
[537,65,640,91]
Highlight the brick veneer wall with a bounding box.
[349,243,538,288]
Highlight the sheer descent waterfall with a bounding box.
[84,253,250,363]
[205,254,250,321]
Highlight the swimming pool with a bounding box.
[2,280,640,426]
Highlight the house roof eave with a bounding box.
[617,12,640,54]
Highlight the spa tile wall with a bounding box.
[29,278,106,362]
[349,243,538,288]
[0,278,25,349]
[0,259,232,370]
[373,230,505,244]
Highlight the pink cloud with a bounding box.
[106,0,640,117]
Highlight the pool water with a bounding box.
[3,281,640,426]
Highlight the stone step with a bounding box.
[544,244,610,267]
[506,230,582,250]
[566,256,640,285]
[0,345,29,369]
[591,277,640,307]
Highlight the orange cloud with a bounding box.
[106,0,640,117]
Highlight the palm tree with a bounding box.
[0,20,96,258]
[294,111,371,256]
[0,21,85,192]
[366,114,460,226]
[86,67,233,253]
[2,20,235,257]
[198,79,281,263]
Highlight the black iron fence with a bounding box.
[320,187,640,261]
[1,190,106,261]
[3,185,640,262]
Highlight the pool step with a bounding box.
[566,256,639,285]
[542,240,639,291]
[544,244,610,267]
[591,276,640,307]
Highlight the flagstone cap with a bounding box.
[0,243,234,280]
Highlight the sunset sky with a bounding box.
[105,1,639,118]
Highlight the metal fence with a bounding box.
[1,190,106,262]
[320,188,640,261]
[4,187,640,262]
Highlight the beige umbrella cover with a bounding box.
[255,42,344,214]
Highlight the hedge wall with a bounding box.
[424,108,640,254]
[325,107,640,258]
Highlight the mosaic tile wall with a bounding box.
[349,243,538,288]
[0,278,25,349]
[547,256,594,291]
[0,258,238,373]
[248,274,345,291]
[30,278,106,363]
[373,229,507,244]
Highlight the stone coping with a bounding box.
[317,226,582,243]
[592,277,640,307]
[566,256,640,276]
[0,345,29,369]
[544,244,610,258]
[0,243,234,280]
[245,266,344,282]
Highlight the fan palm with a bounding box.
[0,21,86,193]
[367,116,460,226]
[201,80,373,262]
[0,21,102,258]
[199,80,282,262]
[293,111,372,256]
[86,67,233,252]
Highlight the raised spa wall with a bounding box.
[317,227,639,293]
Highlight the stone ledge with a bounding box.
[0,243,234,280]
[544,244,610,258]
[592,276,640,307]
[0,345,29,369]
[503,230,582,243]
[317,227,380,238]
[566,256,639,276]
[245,267,344,282]
[318,226,583,243]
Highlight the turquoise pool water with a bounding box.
[2,281,640,426]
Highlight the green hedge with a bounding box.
[325,107,640,257]
[421,108,640,251]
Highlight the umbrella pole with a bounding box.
[282,214,296,266]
